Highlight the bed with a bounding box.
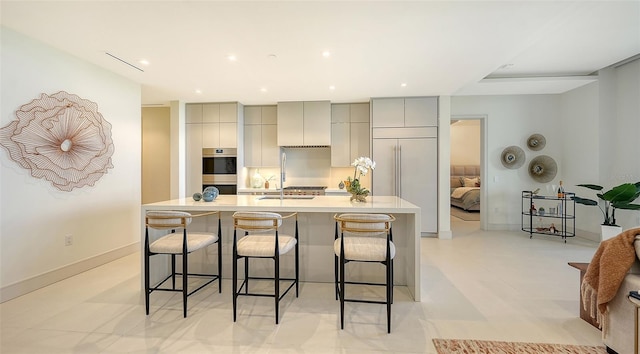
[450,165,481,211]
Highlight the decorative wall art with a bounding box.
[528,155,557,183]
[500,145,525,169]
[526,133,546,151]
[0,91,115,192]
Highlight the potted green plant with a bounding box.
[572,182,640,240]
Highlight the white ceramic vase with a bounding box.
[601,225,622,242]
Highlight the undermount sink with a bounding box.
[258,196,315,200]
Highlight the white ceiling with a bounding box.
[1,1,639,106]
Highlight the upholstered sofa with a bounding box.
[603,237,640,354]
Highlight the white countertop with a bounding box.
[143,195,420,214]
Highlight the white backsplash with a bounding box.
[241,147,371,190]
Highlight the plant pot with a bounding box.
[601,225,622,242]
[350,193,367,203]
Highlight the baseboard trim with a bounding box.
[0,242,139,303]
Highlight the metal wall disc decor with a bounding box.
[527,133,546,151]
[500,145,525,169]
[0,91,115,192]
[528,155,557,183]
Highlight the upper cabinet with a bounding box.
[331,102,370,167]
[277,101,330,146]
[244,105,278,167]
[371,97,437,128]
[186,102,242,195]
[187,102,241,149]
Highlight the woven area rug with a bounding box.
[450,207,480,221]
[432,339,607,354]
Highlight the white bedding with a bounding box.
[451,186,477,199]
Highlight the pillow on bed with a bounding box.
[464,177,479,187]
[451,177,463,188]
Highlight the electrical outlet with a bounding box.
[64,234,73,246]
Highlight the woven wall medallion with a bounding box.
[500,146,525,169]
[0,91,115,191]
[528,155,557,183]
[526,133,546,151]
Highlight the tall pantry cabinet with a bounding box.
[371,97,438,234]
[185,102,242,196]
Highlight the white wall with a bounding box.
[451,95,563,230]
[0,28,141,301]
[451,59,640,237]
[597,61,640,230]
[450,120,480,165]
[560,82,600,235]
[560,61,640,235]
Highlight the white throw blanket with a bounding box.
[451,187,477,199]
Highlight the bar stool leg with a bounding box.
[218,218,222,293]
[244,257,249,294]
[386,259,392,333]
[182,232,188,318]
[339,252,345,330]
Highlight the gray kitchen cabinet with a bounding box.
[372,97,437,128]
[186,122,203,196]
[261,124,278,166]
[186,104,203,123]
[331,103,370,167]
[277,101,330,146]
[372,134,437,233]
[371,98,404,127]
[350,122,369,160]
[200,102,240,148]
[185,102,242,195]
[405,97,438,126]
[371,96,438,234]
[202,103,220,123]
[244,105,278,167]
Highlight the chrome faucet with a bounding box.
[280,152,286,200]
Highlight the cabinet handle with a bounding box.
[394,145,399,196]
[398,144,402,197]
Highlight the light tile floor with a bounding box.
[1,217,603,353]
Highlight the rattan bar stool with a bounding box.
[334,213,396,333]
[232,211,299,324]
[144,210,222,317]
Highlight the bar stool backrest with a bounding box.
[233,212,283,232]
[146,211,193,230]
[335,213,395,237]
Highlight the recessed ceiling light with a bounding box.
[139,59,150,66]
[195,89,202,94]
[329,85,335,91]
[401,83,407,87]
[260,87,268,93]
[322,51,331,58]
[227,54,237,62]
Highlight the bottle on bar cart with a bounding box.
[557,180,565,198]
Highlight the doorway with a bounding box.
[450,117,485,232]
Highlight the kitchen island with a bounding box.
[142,195,422,301]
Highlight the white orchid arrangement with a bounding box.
[347,157,376,196]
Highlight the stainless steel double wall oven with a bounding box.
[202,148,237,195]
